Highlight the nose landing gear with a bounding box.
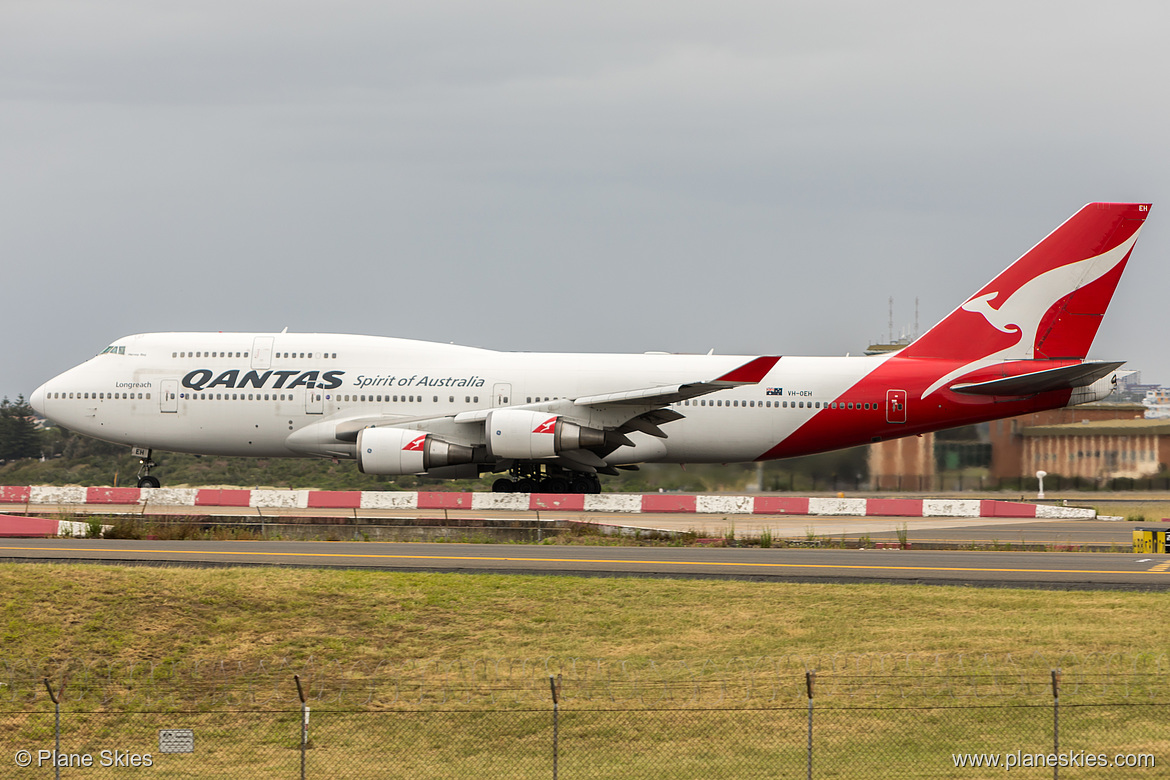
[133,447,160,489]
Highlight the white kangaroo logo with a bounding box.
[960,292,1018,334]
[922,231,1139,398]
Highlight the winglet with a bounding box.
[715,356,781,384]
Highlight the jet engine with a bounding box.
[487,409,607,459]
[357,427,474,475]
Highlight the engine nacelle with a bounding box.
[487,409,607,459]
[357,427,474,475]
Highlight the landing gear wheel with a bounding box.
[504,464,604,495]
[134,449,159,488]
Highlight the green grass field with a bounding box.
[3,563,1167,665]
[2,563,1166,778]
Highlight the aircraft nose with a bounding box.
[29,383,47,416]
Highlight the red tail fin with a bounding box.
[901,203,1150,362]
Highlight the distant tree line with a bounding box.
[0,396,42,461]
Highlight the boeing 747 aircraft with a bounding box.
[30,202,1150,493]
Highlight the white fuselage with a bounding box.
[31,332,887,465]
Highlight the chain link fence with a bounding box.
[2,653,1164,777]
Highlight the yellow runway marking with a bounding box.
[1148,561,1170,573]
[0,545,1144,576]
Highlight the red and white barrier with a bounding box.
[0,514,96,538]
[0,486,1095,519]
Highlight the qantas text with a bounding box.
[182,369,345,392]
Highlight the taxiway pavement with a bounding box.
[2,538,1167,590]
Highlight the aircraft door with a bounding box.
[161,380,179,413]
[306,387,324,415]
[251,336,274,370]
[886,389,907,424]
[493,383,512,407]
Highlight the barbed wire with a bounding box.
[2,652,1165,711]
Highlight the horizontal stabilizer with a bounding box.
[950,361,1124,396]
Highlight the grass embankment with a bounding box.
[3,564,1165,664]
[4,565,1165,778]
[1085,499,1170,522]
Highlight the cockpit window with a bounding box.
[99,346,126,355]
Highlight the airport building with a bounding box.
[869,402,1170,488]
[868,431,938,490]
[1015,418,1170,480]
[994,403,1170,481]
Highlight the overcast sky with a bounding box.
[4,1,1167,401]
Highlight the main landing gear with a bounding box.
[491,464,601,494]
[134,448,160,489]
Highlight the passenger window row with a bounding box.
[680,399,882,410]
[50,389,882,413]
[169,351,341,359]
[47,392,150,400]
[47,391,490,406]
[337,395,481,404]
[176,393,486,405]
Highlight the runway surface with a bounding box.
[606,515,1140,548]
[2,538,1168,590]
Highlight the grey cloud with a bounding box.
[3,0,1169,398]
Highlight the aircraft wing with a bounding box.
[312,355,780,455]
[950,361,1124,396]
[572,356,781,407]
[449,355,780,424]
